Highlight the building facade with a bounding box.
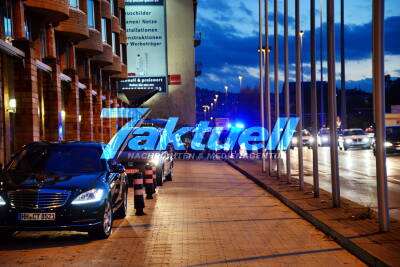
[141,0,199,127]
[0,0,129,166]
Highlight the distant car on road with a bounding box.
[290,130,314,149]
[373,125,400,155]
[0,142,128,239]
[317,128,331,146]
[339,129,371,151]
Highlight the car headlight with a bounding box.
[345,139,353,144]
[292,138,298,144]
[150,154,161,165]
[309,137,314,143]
[385,142,393,147]
[362,137,370,143]
[71,189,104,205]
[322,136,329,142]
[0,195,6,206]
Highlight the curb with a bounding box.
[226,160,390,267]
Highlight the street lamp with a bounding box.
[300,30,305,124]
[238,75,243,90]
[224,85,229,96]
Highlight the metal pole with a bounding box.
[327,0,340,207]
[373,0,390,232]
[340,0,347,129]
[284,0,291,183]
[320,0,324,127]
[311,0,319,198]
[274,0,280,179]
[295,0,304,190]
[259,0,266,173]
[265,0,272,176]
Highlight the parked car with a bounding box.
[317,128,331,146]
[0,142,128,239]
[338,129,371,151]
[119,119,174,187]
[373,125,400,155]
[290,130,314,149]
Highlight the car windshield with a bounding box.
[386,127,400,140]
[344,130,365,136]
[8,145,105,174]
[319,129,330,135]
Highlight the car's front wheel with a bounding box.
[89,200,113,239]
[115,188,128,219]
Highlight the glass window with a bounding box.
[70,0,79,8]
[3,0,13,38]
[87,0,95,28]
[112,32,117,54]
[110,0,115,16]
[39,28,47,58]
[101,18,107,42]
[8,145,105,174]
[24,13,31,40]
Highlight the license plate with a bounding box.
[18,213,56,221]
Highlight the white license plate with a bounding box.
[18,213,56,221]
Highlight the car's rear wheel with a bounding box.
[166,163,173,181]
[89,200,113,239]
[156,167,164,186]
[115,188,128,219]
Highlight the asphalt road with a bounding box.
[285,147,400,220]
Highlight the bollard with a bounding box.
[144,165,154,199]
[152,166,157,190]
[125,169,139,187]
[132,172,145,216]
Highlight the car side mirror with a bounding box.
[111,164,125,173]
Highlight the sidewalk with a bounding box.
[0,161,363,266]
[226,159,400,266]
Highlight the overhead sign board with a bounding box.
[121,0,168,93]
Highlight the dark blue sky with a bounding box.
[195,0,400,93]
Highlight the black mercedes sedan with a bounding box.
[0,142,128,239]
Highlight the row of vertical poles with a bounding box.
[264,0,272,176]
[258,0,390,232]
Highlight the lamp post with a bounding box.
[284,0,291,183]
[300,30,305,126]
[224,85,229,96]
[258,0,266,173]
[238,75,243,89]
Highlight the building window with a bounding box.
[70,0,79,8]
[39,27,47,58]
[101,18,107,43]
[112,32,117,54]
[120,44,127,64]
[24,12,32,40]
[110,0,116,16]
[2,0,13,39]
[119,9,126,29]
[87,0,95,28]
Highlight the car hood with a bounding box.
[0,171,107,191]
[345,135,369,139]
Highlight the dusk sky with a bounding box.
[195,0,400,93]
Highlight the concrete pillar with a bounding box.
[93,86,103,143]
[111,96,118,137]
[103,92,111,142]
[42,57,62,141]
[13,40,40,147]
[64,46,80,141]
